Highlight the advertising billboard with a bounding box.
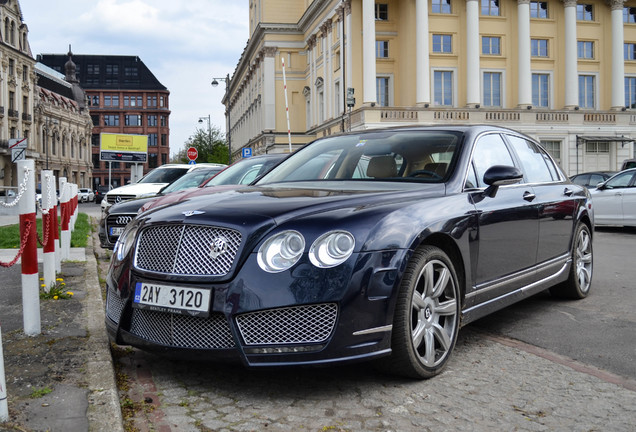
[99,133,148,162]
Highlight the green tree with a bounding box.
[173,126,229,164]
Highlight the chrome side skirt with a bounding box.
[461,258,571,325]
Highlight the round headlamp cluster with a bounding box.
[114,224,139,261]
[257,229,355,273]
[257,230,305,273]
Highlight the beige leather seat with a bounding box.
[366,155,397,178]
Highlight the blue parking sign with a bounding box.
[242,148,252,158]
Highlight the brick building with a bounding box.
[38,53,171,189]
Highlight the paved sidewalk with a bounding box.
[0,238,123,431]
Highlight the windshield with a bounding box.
[257,131,462,185]
[138,167,189,184]
[205,156,283,187]
[161,167,224,193]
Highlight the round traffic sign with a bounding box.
[187,147,198,161]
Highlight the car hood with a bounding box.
[141,181,446,228]
[107,183,168,196]
[107,196,157,215]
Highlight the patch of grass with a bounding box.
[30,387,53,398]
[0,212,92,248]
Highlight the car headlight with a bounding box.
[309,231,355,268]
[257,230,305,273]
[114,223,139,261]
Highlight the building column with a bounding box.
[466,0,480,107]
[517,0,532,108]
[308,35,317,127]
[345,1,352,92]
[416,0,430,106]
[362,0,377,105]
[610,0,626,110]
[262,46,277,131]
[323,20,333,119]
[563,0,578,109]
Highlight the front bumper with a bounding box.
[105,249,406,367]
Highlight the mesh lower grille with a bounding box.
[130,309,235,349]
[236,303,338,345]
[135,225,241,276]
[106,290,126,324]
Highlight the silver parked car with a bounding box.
[589,168,636,227]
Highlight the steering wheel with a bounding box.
[406,169,443,180]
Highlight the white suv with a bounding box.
[101,164,223,211]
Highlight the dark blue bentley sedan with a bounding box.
[105,126,594,378]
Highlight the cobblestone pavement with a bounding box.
[113,327,635,432]
[96,227,636,432]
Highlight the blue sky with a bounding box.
[20,0,250,157]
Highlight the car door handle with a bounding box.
[523,191,536,202]
[564,188,573,196]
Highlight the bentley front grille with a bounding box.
[106,290,126,324]
[130,309,235,349]
[135,224,241,276]
[236,303,338,345]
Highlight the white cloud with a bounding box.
[20,0,249,157]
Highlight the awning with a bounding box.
[576,135,635,147]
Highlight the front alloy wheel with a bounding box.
[388,246,460,379]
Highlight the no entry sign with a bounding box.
[187,147,198,161]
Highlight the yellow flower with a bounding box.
[53,296,58,300]
[56,278,64,282]
[61,282,66,286]
[66,291,74,296]
[41,284,46,288]
[39,278,44,281]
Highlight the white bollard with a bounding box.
[56,177,66,272]
[18,159,40,336]
[60,183,71,261]
[0,323,8,421]
[42,171,56,292]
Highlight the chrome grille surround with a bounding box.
[130,309,235,349]
[135,224,242,276]
[107,194,137,204]
[236,303,338,345]
[106,289,126,324]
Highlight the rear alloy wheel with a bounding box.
[388,246,460,379]
[550,223,593,299]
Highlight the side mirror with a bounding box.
[482,165,523,198]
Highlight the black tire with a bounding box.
[383,246,460,379]
[550,223,593,299]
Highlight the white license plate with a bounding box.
[110,226,125,236]
[133,282,210,316]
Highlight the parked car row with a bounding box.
[104,125,594,379]
[98,154,286,249]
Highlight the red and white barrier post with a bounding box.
[18,159,40,336]
[60,181,71,261]
[72,183,78,230]
[42,171,56,291]
[0,323,8,421]
[56,177,66,271]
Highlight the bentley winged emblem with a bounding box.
[182,210,205,217]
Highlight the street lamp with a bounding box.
[198,115,212,157]
[211,74,231,164]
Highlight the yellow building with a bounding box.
[227,0,636,175]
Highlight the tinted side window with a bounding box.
[471,134,515,187]
[606,172,634,188]
[507,135,554,183]
[572,174,589,186]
